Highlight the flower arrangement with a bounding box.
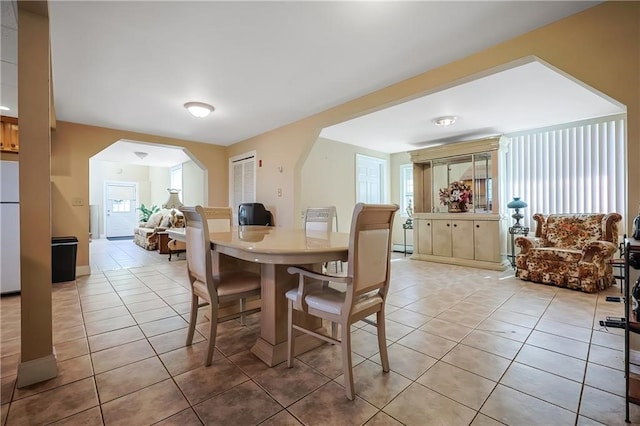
[439,181,473,207]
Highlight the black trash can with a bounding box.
[52,236,78,283]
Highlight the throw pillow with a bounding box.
[160,214,172,228]
[147,211,163,228]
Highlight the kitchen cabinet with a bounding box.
[0,117,19,153]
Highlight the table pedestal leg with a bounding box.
[251,263,323,366]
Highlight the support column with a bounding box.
[16,1,57,387]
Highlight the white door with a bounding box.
[356,154,385,203]
[105,182,137,238]
[230,152,256,223]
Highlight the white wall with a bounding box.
[182,160,205,207]
[89,160,153,237]
[149,166,171,207]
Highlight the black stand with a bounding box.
[508,225,529,269]
[402,219,413,256]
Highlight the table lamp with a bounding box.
[163,188,184,227]
[507,197,527,228]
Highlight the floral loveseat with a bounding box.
[515,212,622,293]
[133,209,185,251]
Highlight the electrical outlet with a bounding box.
[72,197,84,206]
[277,188,282,197]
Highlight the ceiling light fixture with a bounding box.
[0,106,9,111]
[433,116,457,127]
[133,151,148,160]
[184,102,215,118]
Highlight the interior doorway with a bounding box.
[104,181,137,238]
[89,140,207,239]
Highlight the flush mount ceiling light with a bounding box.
[433,116,457,127]
[133,151,148,160]
[184,101,215,118]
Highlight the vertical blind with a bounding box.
[504,115,626,231]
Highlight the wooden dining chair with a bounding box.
[286,203,399,399]
[182,206,261,366]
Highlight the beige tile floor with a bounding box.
[1,238,639,425]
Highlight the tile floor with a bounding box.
[1,238,639,425]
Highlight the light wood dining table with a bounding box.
[169,225,349,366]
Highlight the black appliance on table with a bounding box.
[238,203,273,226]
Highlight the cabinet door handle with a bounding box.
[427,223,430,226]
[476,224,480,228]
[446,224,450,227]
[453,224,457,227]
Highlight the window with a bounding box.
[504,115,626,229]
[400,164,413,217]
[170,165,183,200]
[111,200,131,212]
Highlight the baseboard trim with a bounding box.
[16,353,58,388]
[76,265,91,277]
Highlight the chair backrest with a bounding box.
[533,212,622,249]
[182,206,233,290]
[304,206,338,233]
[346,203,398,299]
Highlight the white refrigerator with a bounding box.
[1,160,20,294]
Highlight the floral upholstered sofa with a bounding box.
[133,209,185,251]
[515,212,622,293]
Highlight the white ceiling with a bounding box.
[1,1,618,159]
[321,59,624,153]
[91,140,191,168]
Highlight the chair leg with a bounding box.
[331,321,339,339]
[341,320,355,400]
[206,304,219,367]
[287,300,295,368]
[186,294,198,346]
[376,310,390,372]
[239,298,246,325]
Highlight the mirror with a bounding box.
[431,153,492,213]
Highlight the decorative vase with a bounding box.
[448,202,467,213]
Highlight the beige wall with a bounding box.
[51,121,229,270]
[301,137,390,232]
[231,2,639,233]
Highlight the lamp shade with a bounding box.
[163,189,183,209]
[507,197,527,209]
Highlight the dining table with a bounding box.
[168,225,349,366]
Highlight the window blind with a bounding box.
[504,115,626,231]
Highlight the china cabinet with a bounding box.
[410,136,508,270]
